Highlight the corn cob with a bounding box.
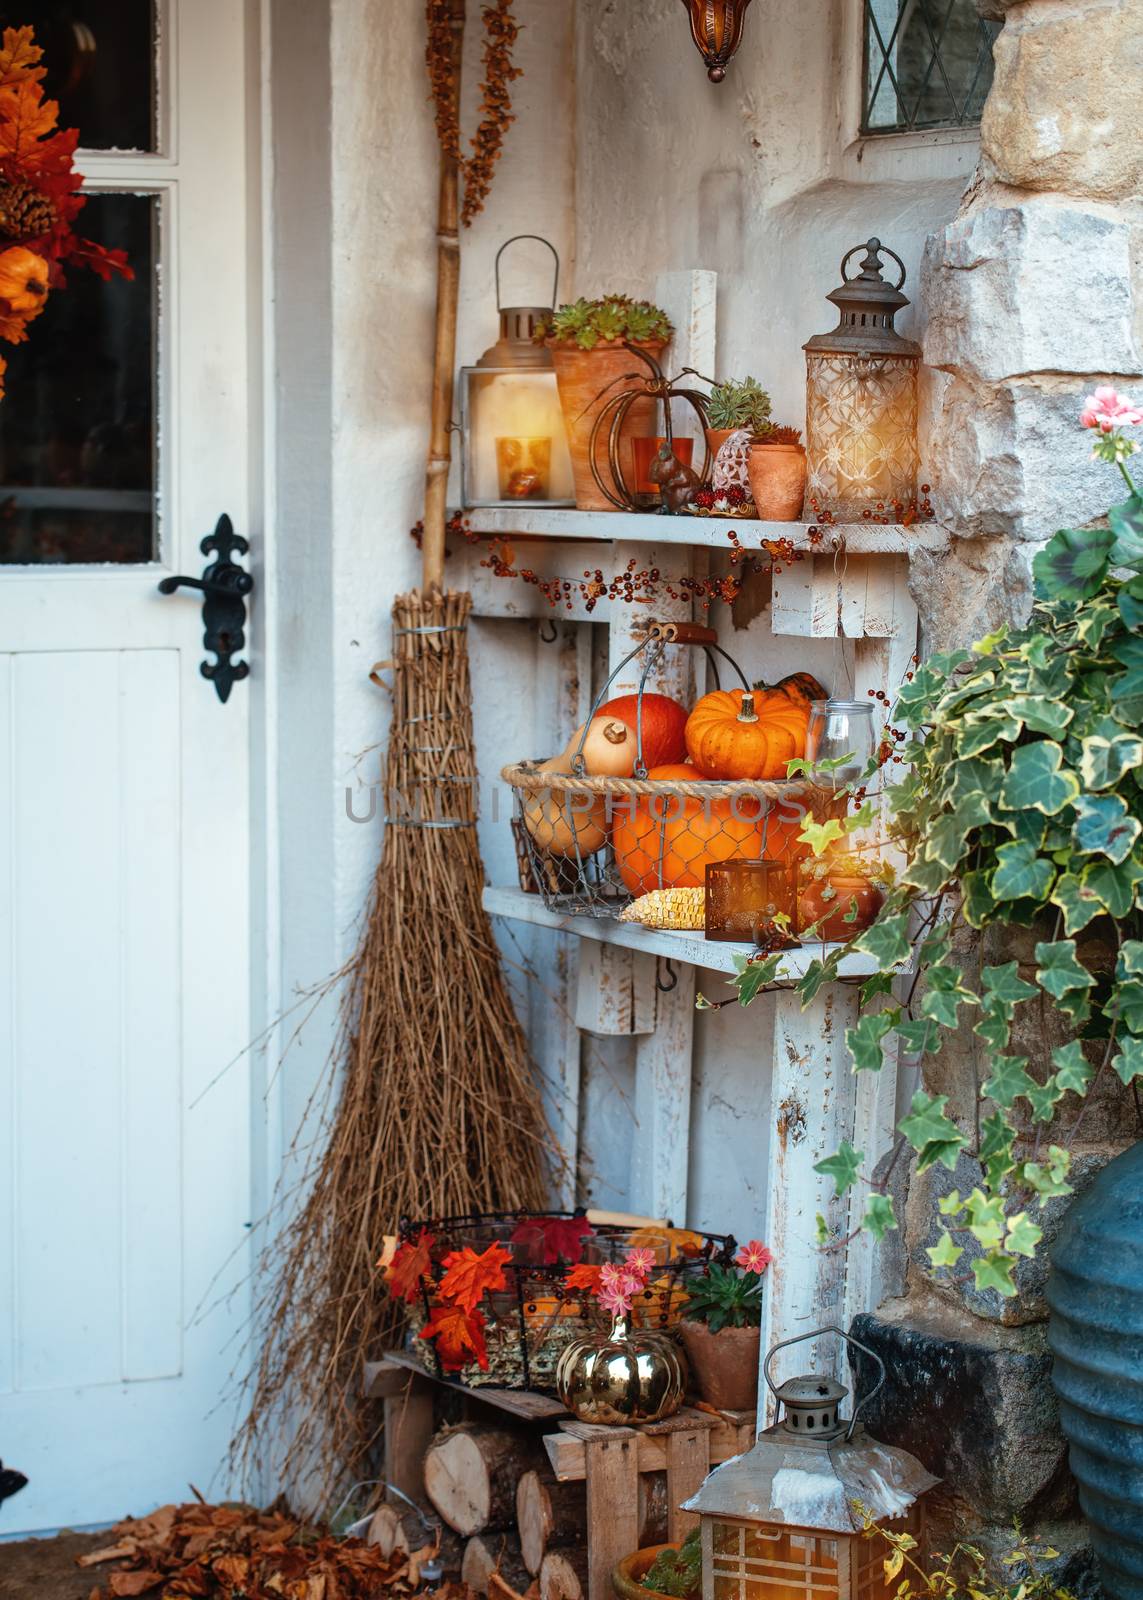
[619,887,706,930]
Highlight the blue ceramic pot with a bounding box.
[1048,1141,1143,1599]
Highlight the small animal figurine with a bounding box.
[647,441,701,514]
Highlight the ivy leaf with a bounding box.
[946,756,1005,807]
[982,1054,1034,1109]
[733,951,784,1006]
[813,1140,864,1197]
[973,1252,1018,1298]
[1005,1213,1044,1260]
[979,1111,1017,1189]
[961,869,997,928]
[859,970,896,1005]
[920,962,979,1029]
[852,913,913,969]
[1080,730,1143,790]
[1035,939,1095,1001]
[999,742,1081,817]
[798,815,847,855]
[862,1193,898,1242]
[1112,1034,1143,1086]
[974,1008,1011,1050]
[981,962,1038,1018]
[960,711,1021,758]
[1025,1073,1065,1123]
[846,1008,900,1072]
[1007,696,1073,737]
[1052,1040,1095,1096]
[895,1018,939,1056]
[1117,941,1143,979]
[1073,794,1141,865]
[1032,525,1114,602]
[1108,491,1143,569]
[1023,1147,1074,1199]
[1050,872,1102,936]
[798,949,843,1007]
[842,799,875,834]
[815,1213,830,1247]
[938,1189,965,1218]
[898,1090,968,1172]
[1119,583,1143,631]
[992,840,1055,903]
[972,626,1009,656]
[927,1231,964,1271]
[964,1189,1007,1251]
[1081,856,1143,919]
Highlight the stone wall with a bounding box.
[859,0,1143,1584]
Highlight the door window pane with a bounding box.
[0,2,157,152]
[863,0,1001,134]
[0,192,157,565]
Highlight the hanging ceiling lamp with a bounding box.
[680,0,754,82]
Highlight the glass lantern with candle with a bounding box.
[683,1326,938,1600]
[459,236,575,508]
[803,239,921,521]
[806,699,875,791]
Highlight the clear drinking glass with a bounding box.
[806,699,875,789]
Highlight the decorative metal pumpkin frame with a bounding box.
[587,342,714,512]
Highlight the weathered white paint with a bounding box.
[462,508,950,553]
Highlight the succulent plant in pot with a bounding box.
[747,423,807,521]
[538,297,675,511]
[705,375,773,457]
[678,1239,772,1411]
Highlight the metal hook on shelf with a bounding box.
[656,956,679,993]
[538,618,558,644]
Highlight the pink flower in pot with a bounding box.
[678,1240,773,1412]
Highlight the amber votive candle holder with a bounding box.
[496,435,553,499]
[704,859,796,944]
[631,435,695,496]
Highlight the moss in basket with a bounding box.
[706,376,772,434]
[538,296,675,351]
[641,1529,703,1600]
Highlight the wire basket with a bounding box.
[400,1210,736,1393]
[504,620,819,917]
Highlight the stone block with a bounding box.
[849,1297,1075,1522]
[922,206,1142,385]
[981,0,1143,202]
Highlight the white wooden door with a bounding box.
[0,0,254,1533]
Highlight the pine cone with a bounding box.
[0,179,57,242]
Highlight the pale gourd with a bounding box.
[522,755,608,858]
[563,717,635,778]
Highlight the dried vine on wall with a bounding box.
[426,0,522,226]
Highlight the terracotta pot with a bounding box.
[612,1545,680,1600]
[747,442,807,521]
[705,427,737,460]
[549,340,667,512]
[678,1321,760,1412]
[798,872,884,941]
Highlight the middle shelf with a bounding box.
[483,884,881,979]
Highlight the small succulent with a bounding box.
[707,375,772,434]
[641,1529,703,1600]
[755,423,803,446]
[538,296,675,351]
[682,1241,772,1332]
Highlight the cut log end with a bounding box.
[462,1533,531,1598]
[425,1423,545,1536]
[539,1547,589,1600]
[516,1471,588,1577]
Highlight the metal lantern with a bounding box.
[680,0,754,81]
[684,1326,938,1600]
[803,239,921,521]
[459,235,574,508]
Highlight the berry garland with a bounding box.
[425,0,522,227]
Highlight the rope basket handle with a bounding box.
[501,760,811,803]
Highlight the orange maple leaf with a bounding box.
[0,79,60,164]
[0,27,45,92]
[563,1263,603,1293]
[438,1242,512,1313]
[419,1304,489,1373]
[384,1230,436,1303]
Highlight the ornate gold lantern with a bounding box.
[684,1326,938,1600]
[459,236,574,507]
[803,239,921,521]
[680,1,754,81]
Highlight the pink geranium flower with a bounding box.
[598,1283,633,1317]
[1080,386,1143,433]
[623,1246,656,1280]
[735,1239,774,1274]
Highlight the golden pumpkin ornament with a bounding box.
[556,1314,687,1424]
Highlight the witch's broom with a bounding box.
[236,0,553,1498]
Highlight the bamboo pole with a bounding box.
[423,0,466,592]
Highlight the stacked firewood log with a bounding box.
[407,1423,669,1600]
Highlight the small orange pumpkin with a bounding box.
[611,762,806,895]
[685,688,811,780]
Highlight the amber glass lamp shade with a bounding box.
[704,859,794,944]
[680,0,754,81]
[803,238,920,520]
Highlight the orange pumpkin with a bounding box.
[685,687,813,780]
[611,763,806,895]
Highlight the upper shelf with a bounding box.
[462,507,949,555]
[483,885,881,981]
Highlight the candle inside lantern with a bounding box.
[704,859,795,945]
[496,435,552,499]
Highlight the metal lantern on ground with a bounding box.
[803,239,921,521]
[683,1326,939,1600]
[459,235,574,507]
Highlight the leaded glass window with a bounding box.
[862,0,1001,134]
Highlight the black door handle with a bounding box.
[158,514,253,703]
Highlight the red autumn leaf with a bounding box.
[563,1263,603,1293]
[384,1229,436,1303]
[438,1241,512,1312]
[510,1214,594,1265]
[419,1304,489,1372]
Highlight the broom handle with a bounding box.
[423,0,466,593]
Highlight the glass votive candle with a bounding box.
[806,699,875,790]
[496,435,553,499]
[631,435,695,497]
[704,859,796,944]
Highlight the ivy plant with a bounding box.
[719,389,1143,1298]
